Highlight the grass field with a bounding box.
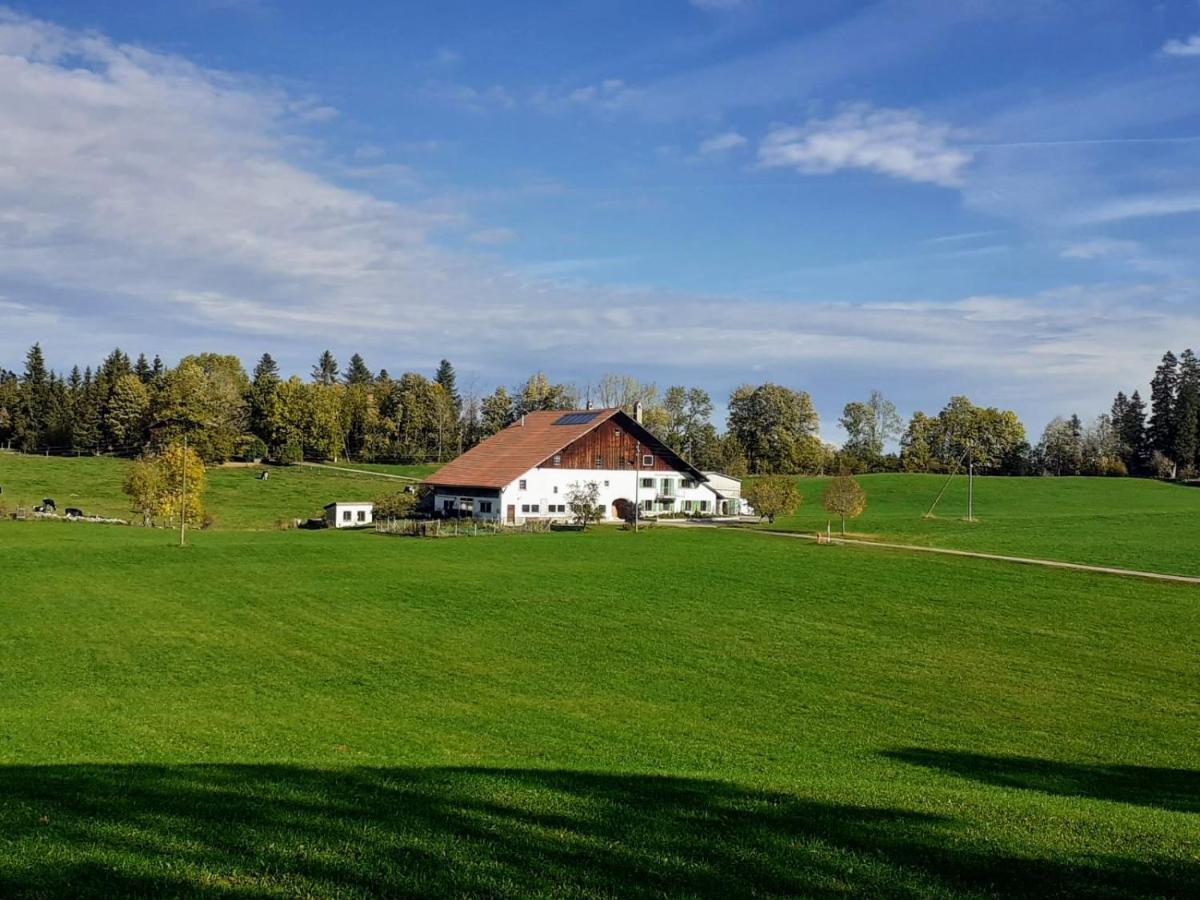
[2,515,1198,897]
[768,473,1200,577]
[0,453,436,530]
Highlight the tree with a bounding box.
[822,475,867,534]
[374,490,417,521]
[104,374,150,451]
[514,372,575,416]
[565,480,603,528]
[134,353,152,384]
[123,442,206,528]
[250,353,282,443]
[155,355,249,463]
[660,386,716,462]
[899,397,1026,474]
[17,343,50,449]
[727,383,821,474]
[1036,416,1082,476]
[1148,351,1179,459]
[1112,390,1148,474]
[434,359,461,415]
[743,476,802,523]
[1173,349,1200,475]
[840,390,902,462]
[312,350,339,386]
[344,353,373,387]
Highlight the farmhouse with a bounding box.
[424,406,734,524]
[324,501,374,529]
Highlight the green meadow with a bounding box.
[2,478,1198,897]
[0,454,436,530]
[769,473,1200,577]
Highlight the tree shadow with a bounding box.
[0,764,1193,897]
[885,748,1200,814]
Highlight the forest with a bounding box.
[0,345,1196,479]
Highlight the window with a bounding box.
[530,504,540,513]
[682,478,696,489]
[442,499,454,512]
[640,477,654,489]
[642,499,653,512]
[683,501,693,512]
[521,504,530,513]
[553,485,558,494]
[479,501,493,514]
[699,500,708,512]
[552,454,561,467]
[357,510,366,522]
[595,454,604,467]
[604,480,609,487]
[342,510,351,522]
[660,479,675,496]
[519,479,527,490]
[642,454,654,467]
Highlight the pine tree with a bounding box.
[1174,349,1200,474]
[343,353,373,386]
[19,343,50,449]
[434,359,461,415]
[1148,351,1179,460]
[1116,390,1148,474]
[312,350,339,385]
[150,355,165,386]
[73,368,102,453]
[134,353,152,384]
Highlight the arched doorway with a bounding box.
[612,498,634,522]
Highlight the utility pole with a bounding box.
[634,439,641,533]
[967,452,975,523]
[180,430,188,547]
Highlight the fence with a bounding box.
[373,518,553,538]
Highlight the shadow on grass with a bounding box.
[886,749,1199,814]
[0,765,1195,897]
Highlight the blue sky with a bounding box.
[2,0,1199,441]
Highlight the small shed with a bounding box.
[324,501,374,529]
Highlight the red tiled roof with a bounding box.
[423,408,623,489]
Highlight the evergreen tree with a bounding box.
[134,353,152,384]
[18,343,51,449]
[343,353,373,386]
[1174,349,1200,473]
[480,386,514,436]
[1113,390,1148,474]
[73,367,102,453]
[150,354,166,386]
[434,359,461,414]
[312,350,339,385]
[1148,351,1179,460]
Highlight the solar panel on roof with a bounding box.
[553,412,600,425]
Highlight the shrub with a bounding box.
[274,443,303,466]
[238,436,269,462]
[374,491,417,520]
[1151,451,1176,479]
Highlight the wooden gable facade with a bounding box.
[535,412,699,476]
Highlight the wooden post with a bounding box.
[180,430,188,548]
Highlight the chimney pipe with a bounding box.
[520,414,525,427]
[633,400,643,424]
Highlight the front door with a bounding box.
[507,504,516,524]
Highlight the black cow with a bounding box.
[65,508,84,518]
[42,498,56,511]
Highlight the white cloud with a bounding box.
[1060,238,1141,260]
[0,9,1196,430]
[758,104,972,187]
[696,131,748,156]
[1162,34,1200,57]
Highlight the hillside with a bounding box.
[769,473,1200,577]
[0,453,438,530]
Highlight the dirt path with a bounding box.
[761,530,1200,585]
[301,462,422,482]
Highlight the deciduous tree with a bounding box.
[822,475,867,534]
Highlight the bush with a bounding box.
[1151,451,1176,479]
[274,443,303,466]
[238,436,268,462]
[374,491,417,520]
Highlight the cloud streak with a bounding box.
[758,104,971,187]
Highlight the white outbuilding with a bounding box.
[324,501,374,529]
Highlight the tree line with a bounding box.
[0,343,1195,479]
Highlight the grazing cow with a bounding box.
[65,508,83,518]
[258,470,270,480]
[42,498,56,510]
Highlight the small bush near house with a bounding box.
[375,491,417,521]
[274,443,303,466]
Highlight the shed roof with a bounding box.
[323,501,375,509]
